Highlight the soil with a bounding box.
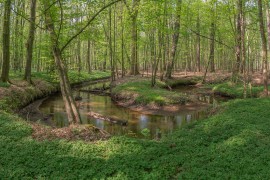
[31,123,110,142]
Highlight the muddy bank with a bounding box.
[0,76,111,142]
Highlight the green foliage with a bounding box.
[0,82,10,88]
[68,71,111,83]
[1,98,270,178]
[112,79,188,106]
[141,128,150,137]
[213,82,266,98]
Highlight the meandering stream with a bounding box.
[39,81,227,138]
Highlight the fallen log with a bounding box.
[79,89,111,96]
[88,112,128,126]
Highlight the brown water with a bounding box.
[39,83,226,138]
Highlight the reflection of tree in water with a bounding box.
[39,84,225,138]
[186,114,192,123]
[139,115,148,129]
[176,115,183,126]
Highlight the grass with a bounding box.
[213,82,267,98]
[112,79,188,106]
[31,70,110,84]
[1,98,270,178]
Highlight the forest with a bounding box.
[0,0,270,178]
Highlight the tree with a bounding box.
[124,0,141,75]
[165,0,182,78]
[42,0,121,124]
[258,0,268,95]
[1,0,12,83]
[24,0,37,83]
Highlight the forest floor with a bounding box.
[1,96,270,178]
[1,71,270,178]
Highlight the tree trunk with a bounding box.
[196,15,201,72]
[165,0,181,78]
[258,0,268,96]
[1,0,12,83]
[209,22,215,73]
[125,0,140,75]
[266,1,270,54]
[87,40,92,73]
[43,1,81,124]
[24,0,37,83]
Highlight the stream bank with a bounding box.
[0,71,111,142]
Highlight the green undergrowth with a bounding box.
[112,79,188,106]
[9,70,110,84]
[0,82,10,88]
[32,70,110,84]
[1,98,270,178]
[213,82,268,98]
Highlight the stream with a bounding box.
[39,81,227,138]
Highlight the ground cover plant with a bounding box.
[0,98,270,179]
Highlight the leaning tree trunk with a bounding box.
[24,0,37,83]
[1,0,12,83]
[258,0,268,96]
[43,1,81,124]
[165,0,181,78]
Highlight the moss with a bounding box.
[213,82,267,98]
[112,79,188,106]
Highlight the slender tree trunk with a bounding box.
[109,7,115,81]
[165,0,181,78]
[241,1,247,98]
[121,2,125,77]
[209,22,215,73]
[87,39,92,73]
[196,15,201,72]
[130,15,139,75]
[1,0,12,83]
[77,38,82,75]
[125,0,140,75]
[258,0,268,95]
[24,0,37,83]
[266,1,270,53]
[13,0,21,72]
[43,1,81,124]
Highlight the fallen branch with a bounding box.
[88,112,128,126]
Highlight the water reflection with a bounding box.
[39,83,225,138]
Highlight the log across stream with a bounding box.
[39,81,227,138]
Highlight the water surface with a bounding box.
[39,83,226,138]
